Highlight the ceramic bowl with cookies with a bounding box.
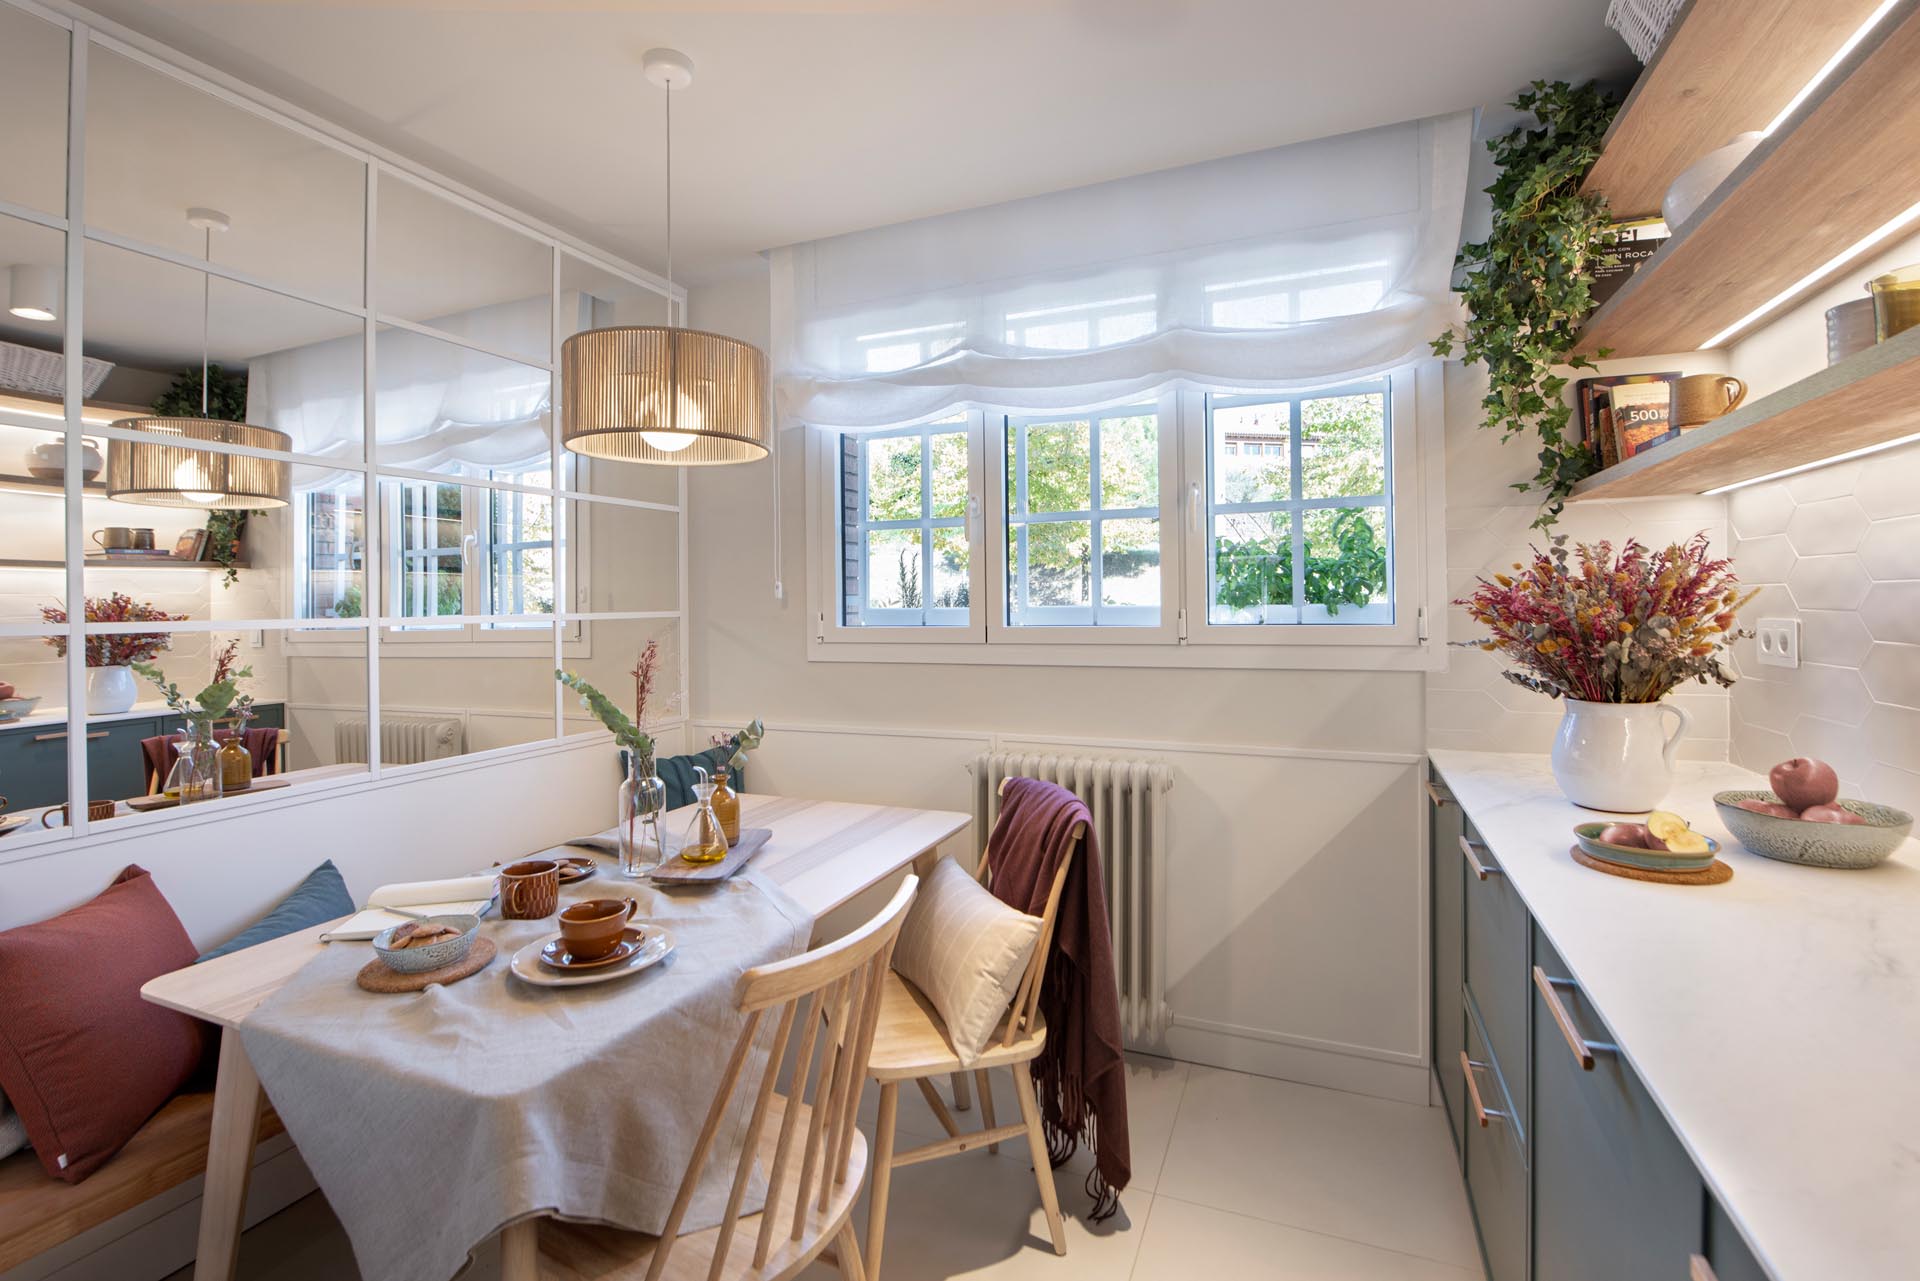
[372,914,480,973]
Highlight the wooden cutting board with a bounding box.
[125,777,292,812]
[649,828,772,884]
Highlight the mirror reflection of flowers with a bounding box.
[40,594,184,667]
[134,639,253,731]
[1456,534,1755,703]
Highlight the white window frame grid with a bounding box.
[294,481,365,621]
[1001,403,1166,630]
[843,419,974,629]
[1201,381,1395,630]
[0,0,691,854]
[806,367,1443,669]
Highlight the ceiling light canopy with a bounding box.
[561,49,769,466]
[7,264,59,322]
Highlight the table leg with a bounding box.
[500,1218,539,1280]
[950,1071,972,1112]
[193,1033,265,1281]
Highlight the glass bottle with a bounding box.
[218,718,254,792]
[676,765,728,864]
[164,722,224,805]
[617,751,668,879]
[711,765,740,846]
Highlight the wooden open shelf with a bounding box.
[1576,0,1920,357]
[0,557,248,571]
[1581,0,1887,219]
[0,472,105,499]
[1568,324,1920,500]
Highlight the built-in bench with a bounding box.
[0,1093,283,1274]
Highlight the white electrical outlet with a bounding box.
[1756,617,1800,669]
[248,629,265,649]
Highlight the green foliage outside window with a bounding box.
[1214,507,1387,615]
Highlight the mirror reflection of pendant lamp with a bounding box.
[560,49,769,466]
[107,208,291,509]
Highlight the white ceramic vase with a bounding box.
[1550,698,1690,812]
[86,664,138,715]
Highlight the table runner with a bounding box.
[239,868,811,1281]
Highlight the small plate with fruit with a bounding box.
[1575,811,1719,874]
[1714,757,1913,870]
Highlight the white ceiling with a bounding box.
[70,0,1636,284]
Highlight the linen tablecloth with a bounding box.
[239,868,812,1281]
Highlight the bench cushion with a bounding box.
[0,1090,284,1273]
[0,866,207,1183]
[197,860,353,963]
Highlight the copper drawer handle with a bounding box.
[1458,1051,1506,1127]
[1459,833,1500,880]
[1689,1257,1718,1281]
[1533,965,1617,1071]
[1425,780,1453,808]
[33,730,107,742]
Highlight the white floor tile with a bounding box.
[1133,1196,1484,1281]
[1156,1067,1479,1270]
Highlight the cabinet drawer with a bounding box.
[1462,819,1529,1126]
[1532,929,1701,1281]
[0,723,71,810]
[1463,1000,1527,1281]
[1428,766,1466,1160]
[1698,1199,1768,1281]
[87,717,159,803]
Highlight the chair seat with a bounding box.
[866,970,1047,1083]
[537,1093,866,1281]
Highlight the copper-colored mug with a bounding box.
[498,859,560,919]
[557,898,640,960]
[41,799,116,828]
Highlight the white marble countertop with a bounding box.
[1429,750,1920,1281]
[0,700,181,732]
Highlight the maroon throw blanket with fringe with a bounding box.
[987,777,1131,1218]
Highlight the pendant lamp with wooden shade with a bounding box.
[561,49,769,466]
[107,208,292,509]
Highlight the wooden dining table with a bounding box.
[139,793,970,1281]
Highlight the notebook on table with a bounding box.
[320,874,498,941]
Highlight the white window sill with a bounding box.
[806,635,1442,672]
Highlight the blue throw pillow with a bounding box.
[196,860,354,963]
[630,746,745,810]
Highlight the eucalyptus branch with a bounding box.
[557,669,654,758]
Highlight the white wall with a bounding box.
[690,269,1433,1101]
[1715,231,1920,816]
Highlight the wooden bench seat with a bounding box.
[0,1091,283,1273]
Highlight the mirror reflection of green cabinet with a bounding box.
[0,702,284,810]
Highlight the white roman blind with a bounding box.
[771,112,1471,429]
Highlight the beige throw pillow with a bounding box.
[893,857,1044,1065]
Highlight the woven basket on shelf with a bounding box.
[1605,0,1684,62]
[0,340,113,399]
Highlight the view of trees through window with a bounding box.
[1209,388,1391,623]
[843,422,970,625]
[1006,410,1159,626]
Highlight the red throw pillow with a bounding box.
[0,866,207,1182]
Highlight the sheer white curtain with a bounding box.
[770,112,1471,429]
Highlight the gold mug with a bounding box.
[1671,374,1747,428]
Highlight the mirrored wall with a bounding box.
[0,2,686,852]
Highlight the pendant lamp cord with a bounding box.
[663,79,673,328]
[200,226,211,416]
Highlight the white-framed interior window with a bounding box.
[808,366,1438,669]
[378,466,561,639]
[298,483,367,619]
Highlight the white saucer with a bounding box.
[0,815,26,838]
[508,924,674,987]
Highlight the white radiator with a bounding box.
[969,752,1174,1041]
[334,716,465,766]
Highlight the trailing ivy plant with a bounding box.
[1431,80,1619,528]
[154,366,262,586]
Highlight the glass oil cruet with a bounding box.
[677,765,728,865]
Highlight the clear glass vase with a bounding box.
[618,752,668,879]
[164,722,224,805]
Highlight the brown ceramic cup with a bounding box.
[41,798,116,828]
[557,897,640,960]
[498,859,560,919]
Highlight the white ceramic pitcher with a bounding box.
[1549,699,1690,812]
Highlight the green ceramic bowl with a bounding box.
[1572,822,1719,873]
[1713,791,1913,870]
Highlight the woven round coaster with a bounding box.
[356,936,497,993]
[1570,846,1732,886]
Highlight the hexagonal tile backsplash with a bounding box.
[1726,438,1920,817]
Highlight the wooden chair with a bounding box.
[535,875,918,1281]
[862,781,1083,1281]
